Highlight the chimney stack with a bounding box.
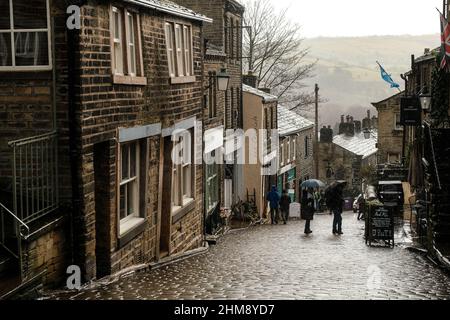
[320,126,333,143]
[243,70,258,88]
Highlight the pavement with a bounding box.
[43,211,450,300]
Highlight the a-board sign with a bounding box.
[371,207,393,241]
[289,202,301,218]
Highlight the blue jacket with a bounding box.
[266,187,280,209]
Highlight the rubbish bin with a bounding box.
[344,197,353,211]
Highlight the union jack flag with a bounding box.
[439,8,450,70]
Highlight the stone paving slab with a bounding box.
[43,212,450,300]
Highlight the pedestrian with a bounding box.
[313,189,320,212]
[326,182,345,235]
[279,190,291,224]
[356,194,365,220]
[266,185,281,224]
[301,188,315,234]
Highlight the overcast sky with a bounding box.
[268,0,443,38]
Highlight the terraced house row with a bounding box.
[1,0,318,298]
[0,0,245,297]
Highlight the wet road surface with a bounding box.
[44,212,450,300]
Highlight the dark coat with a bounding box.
[301,197,315,220]
[266,187,280,209]
[279,194,291,212]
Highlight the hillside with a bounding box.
[298,34,440,128]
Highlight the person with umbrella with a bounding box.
[325,181,346,235]
[301,187,315,234]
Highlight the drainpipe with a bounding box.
[200,23,207,245]
[66,11,82,269]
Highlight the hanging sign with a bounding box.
[400,97,421,126]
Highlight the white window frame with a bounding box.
[291,137,296,160]
[165,22,176,77]
[164,21,194,80]
[171,130,195,214]
[0,0,52,71]
[206,161,219,212]
[126,11,136,76]
[280,142,285,166]
[118,141,144,236]
[112,7,124,75]
[110,6,144,81]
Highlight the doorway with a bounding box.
[159,137,172,258]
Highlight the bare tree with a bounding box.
[243,0,317,111]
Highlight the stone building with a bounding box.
[318,115,378,196]
[0,0,212,296]
[371,94,405,164]
[402,43,450,263]
[277,105,314,201]
[242,84,278,217]
[171,0,245,235]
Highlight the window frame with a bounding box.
[205,155,219,212]
[304,136,309,158]
[118,140,145,237]
[171,129,195,215]
[291,136,296,161]
[0,0,52,72]
[394,113,403,131]
[164,20,195,83]
[110,6,146,85]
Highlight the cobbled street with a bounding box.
[45,212,450,300]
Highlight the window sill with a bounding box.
[172,199,196,223]
[113,74,147,86]
[119,218,145,238]
[170,75,196,84]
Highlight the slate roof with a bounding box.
[277,105,314,136]
[123,0,212,23]
[242,84,278,103]
[333,130,378,159]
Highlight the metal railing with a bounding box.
[8,131,59,224]
[0,202,30,282]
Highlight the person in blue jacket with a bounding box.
[266,185,281,224]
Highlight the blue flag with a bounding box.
[377,61,400,89]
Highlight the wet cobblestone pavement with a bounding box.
[44,212,450,300]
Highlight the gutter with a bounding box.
[123,0,213,23]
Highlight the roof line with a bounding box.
[279,124,314,137]
[371,90,405,106]
[123,0,213,23]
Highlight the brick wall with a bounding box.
[72,1,205,281]
[0,1,71,288]
[296,127,314,185]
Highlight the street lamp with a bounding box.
[419,93,432,112]
[216,68,230,91]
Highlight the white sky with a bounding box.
[269,0,444,38]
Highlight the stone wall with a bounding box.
[72,1,205,281]
[372,93,403,164]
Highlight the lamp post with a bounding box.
[419,93,432,113]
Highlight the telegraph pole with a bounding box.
[314,84,319,179]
